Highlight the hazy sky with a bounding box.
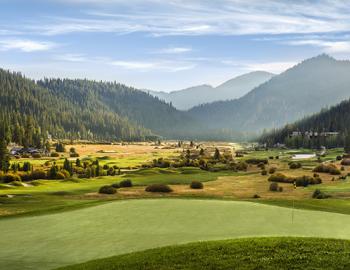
[1,0,350,91]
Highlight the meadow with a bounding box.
[1,141,350,269]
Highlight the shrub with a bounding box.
[69,152,79,158]
[60,169,71,179]
[2,173,21,183]
[145,184,173,193]
[119,179,132,188]
[55,172,66,180]
[50,152,59,157]
[313,164,341,175]
[269,156,274,160]
[17,172,31,181]
[32,153,42,158]
[313,173,319,177]
[99,185,117,194]
[261,170,267,176]
[257,163,265,169]
[253,194,261,198]
[21,153,30,158]
[278,186,283,192]
[341,159,350,166]
[341,166,345,171]
[312,189,331,199]
[336,155,343,161]
[275,156,279,159]
[269,167,276,174]
[190,181,203,189]
[295,176,322,187]
[31,170,47,180]
[246,158,268,165]
[269,182,281,192]
[236,161,248,171]
[289,162,302,169]
[111,183,120,188]
[268,173,292,183]
[103,164,109,170]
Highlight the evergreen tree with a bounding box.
[0,138,9,172]
[214,148,221,160]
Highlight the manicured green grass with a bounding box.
[3,199,350,269]
[57,237,350,270]
[123,167,242,185]
[257,198,350,215]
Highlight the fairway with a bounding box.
[2,199,350,270]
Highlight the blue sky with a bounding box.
[1,0,350,91]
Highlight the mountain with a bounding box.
[148,71,274,110]
[259,98,350,149]
[0,69,200,145]
[188,54,350,133]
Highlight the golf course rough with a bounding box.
[2,199,350,269]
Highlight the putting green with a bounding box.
[2,199,350,270]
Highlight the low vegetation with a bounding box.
[145,184,173,193]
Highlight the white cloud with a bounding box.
[286,39,350,53]
[25,0,350,36]
[223,60,297,74]
[155,47,192,54]
[54,53,88,62]
[110,60,195,72]
[0,39,56,52]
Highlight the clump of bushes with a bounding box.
[99,185,117,194]
[111,183,120,188]
[245,158,268,165]
[32,153,42,158]
[289,162,302,169]
[268,173,291,183]
[313,164,341,175]
[1,173,21,183]
[50,152,59,157]
[341,159,350,166]
[235,161,248,171]
[312,189,331,199]
[190,181,203,189]
[31,170,47,180]
[119,179,132,188]
[336,155,343,161]
[269,182,283,192]
[261,170,267,176]
[145,184,173,193]
[294,175,322,187]
[253,194,261,198]
[269,167,277,174]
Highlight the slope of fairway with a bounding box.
[2,199,350,269]
[58,237,350,270]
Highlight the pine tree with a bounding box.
[0,138,9,172]
[344,132,350,154]
[214,148,221,160]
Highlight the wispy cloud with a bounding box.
[0,39,56,52]
[22,0,350,36]
[223,59,297,74]
[155,47,192,54]
[110,59,195,72]
[285,39,350,53]
[54,53,87,62]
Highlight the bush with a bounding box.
[60,169,71,179]
[2,173,21,183]
[253,194,261,198]
[341,159,350,166]
[269,182,281,192]
[145,184,173,193]
[111,183,120,188]
[17,172,31,181]
[269,167,276,174]
[289,162,302,169]
[11,181,24,186]
[22,153,30,158]
[336,155,343,161]
[55,172,66,180]
[32,153,42,158]
[190,181,203,189]
[236,161,248,171]
[268,173,292,183]
[99,185,117,194]
[312,189,331,199]
[69,152,79,158]
[261,170,267,176]
[341,166,345,171]
[50,152,59,157]
[246,158,268,165]
[31,170,47,180]
[119,179,132,188]
[269,156,274,160]
[278,186,283,192]
[313,164,341,175]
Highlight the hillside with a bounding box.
[259,98,350,148]
[0,69,201,145]
[148,71,274,110]
[38,79,196,139]
[189,55,350,133]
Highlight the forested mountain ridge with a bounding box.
[0,69,177,145]
[38,78,196,138]
[259,98,350,148]
[148,71,274,110]
[188,54,350,132]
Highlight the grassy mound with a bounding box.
[57,237,350,270]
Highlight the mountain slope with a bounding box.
[189,54,350,132]
[0,70,153,144]
[149,71,274,110]
[259,98,350,148]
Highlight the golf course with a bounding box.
[2,198,350,270]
